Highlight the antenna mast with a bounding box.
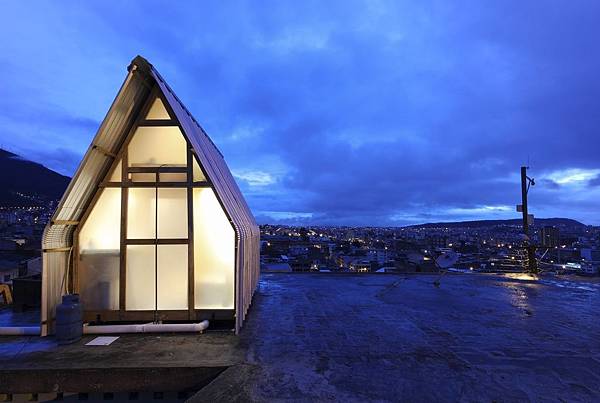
[520,166,537,273]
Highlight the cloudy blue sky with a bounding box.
[1,1,599,225]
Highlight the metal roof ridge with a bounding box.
[132,55,225,159]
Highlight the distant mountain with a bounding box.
[408,218,586,229]
[0,149,70,206]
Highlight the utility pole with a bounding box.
[520,166,537,273]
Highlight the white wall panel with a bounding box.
[126,245,155,310]
[193,188,234,309]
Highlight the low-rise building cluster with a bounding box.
[260,222,600,276]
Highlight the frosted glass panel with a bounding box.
[128,127,187,167]
[157,245,188,310]
[127,188,156,239]
[193,188,234,309]
[129,172,156,182]
[78,188,121,311]
[79,251,119,310]
[159,172,187,182]
[146,97,170,120]
[158,188,188,238]
[126,245,155,310]
[128,188,187,239]
[80,188,121,251]
[193,158,206,181]
[109,159,122,182]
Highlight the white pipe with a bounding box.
[83,320,209,335]
[0,326,41,336]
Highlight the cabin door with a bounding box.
[125,187,189,313]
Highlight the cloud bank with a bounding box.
[0,1,599,225]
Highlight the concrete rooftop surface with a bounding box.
[2,273,600,402]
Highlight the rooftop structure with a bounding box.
[3,273,600,400]
[41,56,259,335]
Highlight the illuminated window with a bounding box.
[126,245,155,310]
[78,99,233,315]
[193,158,206,181]
[109,159,122,182]
[145,97,171,120]
[193,188,234,309]
[128,126,187,167]
[127,188,187,239]
[126,244,188,310]
[78,188,121,310]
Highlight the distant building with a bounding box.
[366,248,393,265]
[262,263,293,272]
[349,260,371,273]
[541,226,560,248]
[429,235,448,249]
[581,248,600,262]
[0,266,19,284]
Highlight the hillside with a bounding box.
[408,218,586,229]
[0,149,70,206]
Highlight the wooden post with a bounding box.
[187,147,195,319]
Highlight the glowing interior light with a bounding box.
[78,188,121,310]
[145,97,171,120]
[128,126,187,166]
[193,188,234,309]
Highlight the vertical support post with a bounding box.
[119,153,128,315]
[521,166,537,273]
[187,148,195,320]
[521,166,529,239]
[72,229,80,294]
[154,170,159,323]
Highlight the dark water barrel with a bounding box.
[56,294,83,345]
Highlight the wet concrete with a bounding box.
[1,332,242,395]
[2,273,600,401]
[1,333,242,370]
[0,307,39,327]
[194,273,600,402]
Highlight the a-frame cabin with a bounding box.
[41,56,260,335]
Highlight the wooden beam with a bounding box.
[187,147,195,319]
[119,152,128,312]
[92,144,117,158]
[100,181,210,188]
[192,181,211,187]
[82,309,235,323]
[125,238,188,245]
[128,166,187,173]
[137,119,179,127]
[73,228,80,295]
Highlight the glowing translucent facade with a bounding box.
[78,188,121,311]
[42,56,259,335]
[193,188,235,309]
[76,94,235,316]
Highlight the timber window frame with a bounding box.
[73,87,232,322]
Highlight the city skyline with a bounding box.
[1,1,600,225]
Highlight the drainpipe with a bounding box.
[0,326,41,336]
[83,320,209,334]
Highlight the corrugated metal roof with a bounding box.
[148,59,260,330]
[42,66,151,250]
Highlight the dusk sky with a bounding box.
[1,1,599,226]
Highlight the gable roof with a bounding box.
[43,55,258,251]
[149,58,258,242]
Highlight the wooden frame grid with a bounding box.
[73,85,231,323]
[43,57,260,336]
